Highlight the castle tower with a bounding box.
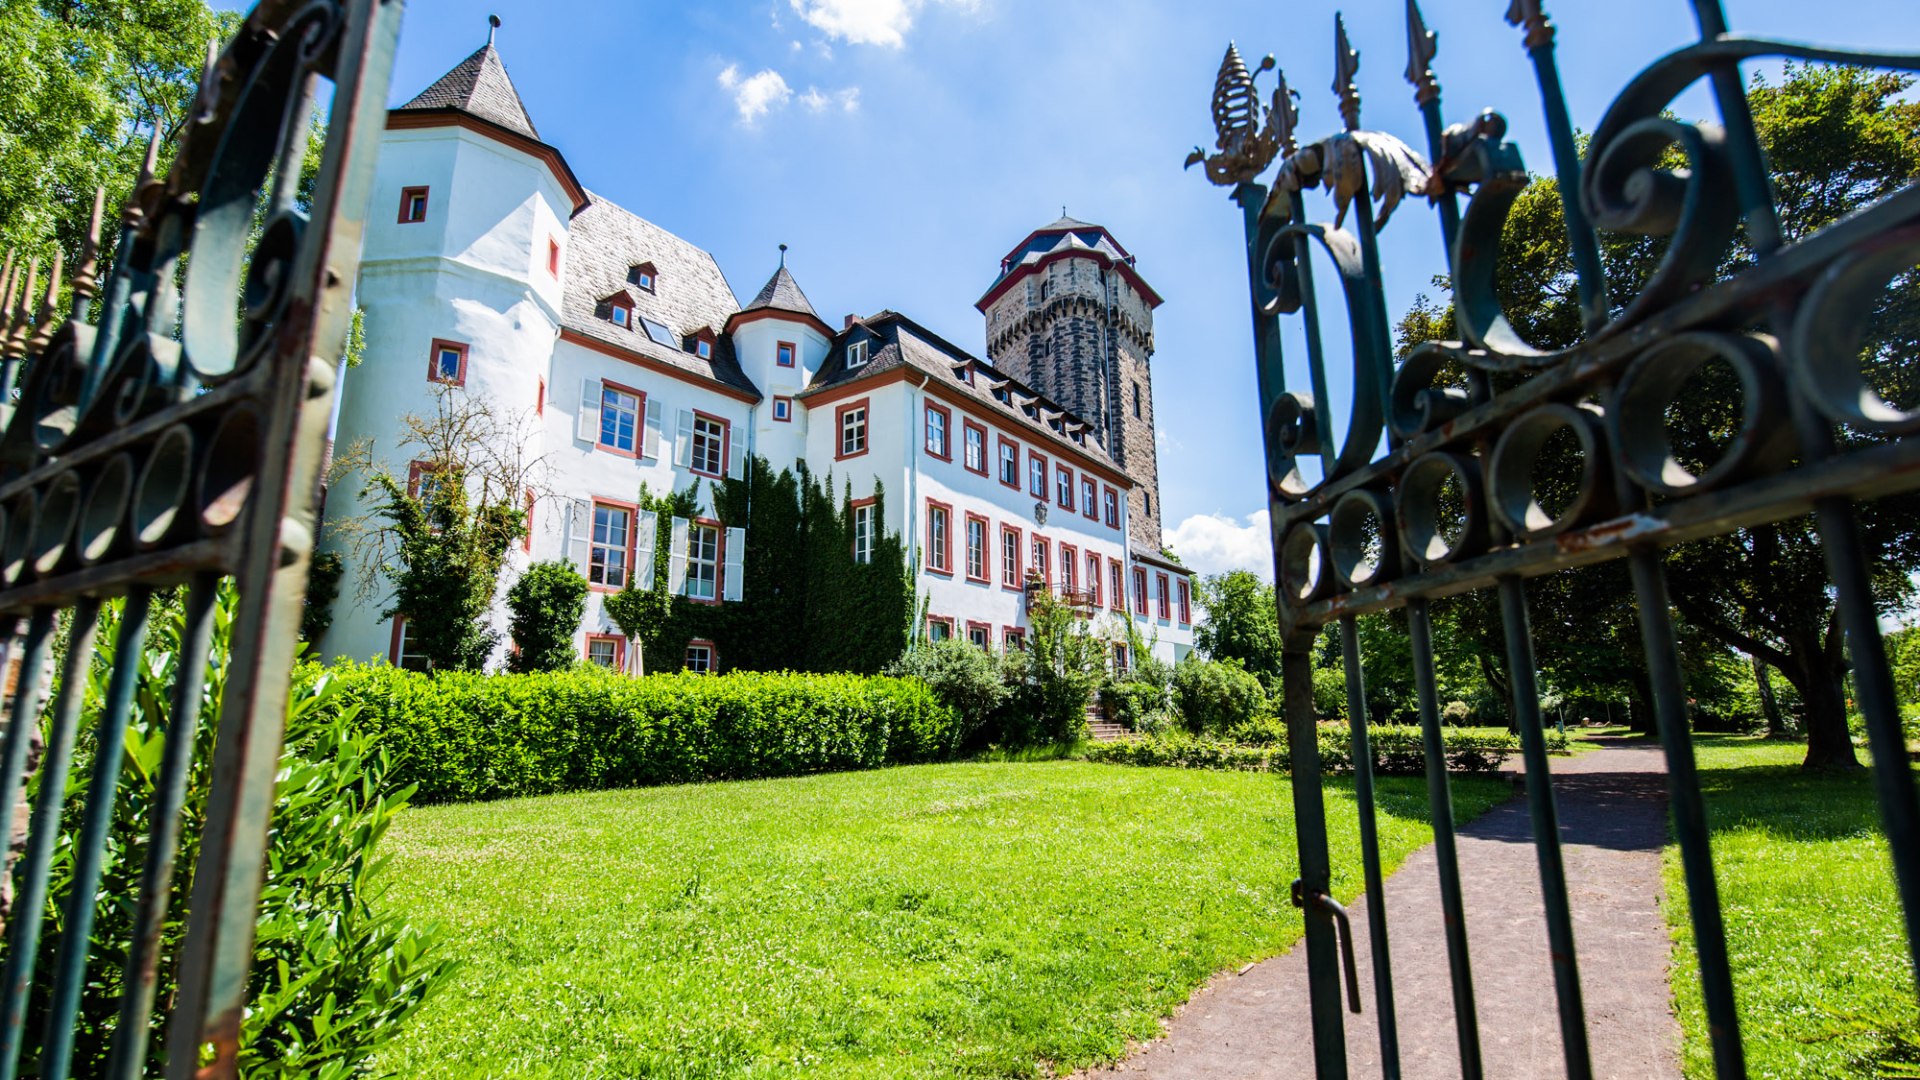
[976,216,1164,548]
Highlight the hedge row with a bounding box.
[313,662,961,803]
[1085,724,1568,777]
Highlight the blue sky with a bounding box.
[230,0,1917,577]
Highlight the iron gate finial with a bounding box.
[1185,42,1283,186]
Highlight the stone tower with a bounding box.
[976,216,1164,548]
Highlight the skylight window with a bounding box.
[641,317,678,347]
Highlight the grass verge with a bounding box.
[374,760,1504,1078]
[1665,735,1918,1078]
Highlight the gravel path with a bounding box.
[1075,737,1682,1079]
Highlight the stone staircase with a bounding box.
[1086,701,1130,742]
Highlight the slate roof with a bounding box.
[799,310,1126,477]
[562,193,757,396]
[1130,543,1190,575]
[398,44,540,140]
[742,265,820,320]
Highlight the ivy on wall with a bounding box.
[605,458,914,675]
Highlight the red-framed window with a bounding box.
[965,621,992,649]
[588,498,638,591]
[601,294,635,328]
[1108,559,1124,611]
[685,517,725,604]
[924,400,952,460]
[397,185,429,224]
[595,381,644,457]
[836,398,869,459]
[1028,451,1049,499]
[537,377,546,416]
[1177,578,1193,626]
[1112,642,1130,675]
[1133,567,1149,615]
[388,618,429,671]
[1104,485,1120,528]
[684,638,717,672]
[776,340,797,368]
[962,419,988,476]
[523,489,535,552]
[772,395,794,422]
[998,436,1020,488]
[1086,551,1102,607]
[585,634,625,671]
[1000,523,1023,589]
[693,327,716,360]
[688,410,730,479]
[1059,543,1078,591]
[1001,625,1026,651]
[1031,534,1050,583]
[851,496,877,564]
[427,338,468,385]
[1081,477,1098,520]
[925,500,953,575]
[964,512,990,583]
[629,262,658,292]
[405,459,444,502]
[1055,464,1074,510]
[1157,572,1172,620]
[547,236,561,277]
[926,615,955,642]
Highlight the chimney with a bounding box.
[844,314,857,329]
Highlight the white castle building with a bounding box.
[320,40,1195,674]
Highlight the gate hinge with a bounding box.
[1289,878,1362,1014]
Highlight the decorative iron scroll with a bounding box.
[0,1,400,1076]
[1194,1,1920,1077]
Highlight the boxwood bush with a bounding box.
[315,662,961,803]
[1086,723,1569,777]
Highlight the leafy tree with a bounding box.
[1172,656,1268,736]
[506,560,589,673]
[602,482,698,672]
[1396,65,1920,768]
[999,589,1104,745]
[298,550,343,649]
[331,387,541,672]
[0,0,240,264]
[1194,570,1283,683]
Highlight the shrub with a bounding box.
[1084,731,1280,771]
[1442,699,1473,725]
[29,588,450,1075]
[995,592,1103,746]
[886,638,1010,749]
[317,663,961,803]
[1312,665,1347,719]
[506,560,590,672]
[1086,723,1567,778]
[1103,679,1168,730]
[1321,724,1523,775]
[1225,714,1288,747]
[1172,657,1268,736]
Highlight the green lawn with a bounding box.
[373,760,1506,1078]
[1665,736,1919,1078]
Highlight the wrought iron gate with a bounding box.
[1190,1,1920,1076]
[0,0,399,1075]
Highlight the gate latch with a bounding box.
[1291,879,1363,1014]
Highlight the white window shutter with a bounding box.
[577,380,601,442]
[567,499,591,576]
[723,526,746,601]
[674,409,694,467]
[667,516,690,595]
[726,430,745,480]
[633,510,658,589]
[641,399,663,461]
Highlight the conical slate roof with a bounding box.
[398,44,539,140]
[742,265,819,319]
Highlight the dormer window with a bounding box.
[848,340,868,368]
[690,328,716,360]
[598,293,636,328]
[627,263,658,293]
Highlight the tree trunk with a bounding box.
[1476,652,1513,732]
[1626,672,1656,735]
[1754,655,1789,739]
[1778,645,1862,771]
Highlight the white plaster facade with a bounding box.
[320,41,1194,673]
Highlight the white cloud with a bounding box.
[799,85,861,112]
[718,66,793,124]
[788,0,977,48]
[1165,510,1274,581]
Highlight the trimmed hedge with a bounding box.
[313,662,960,803]
[1086,723,1570,777]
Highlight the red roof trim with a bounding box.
[385,110,591,216]
[973,247,1163,312]
[723,305,835,340]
